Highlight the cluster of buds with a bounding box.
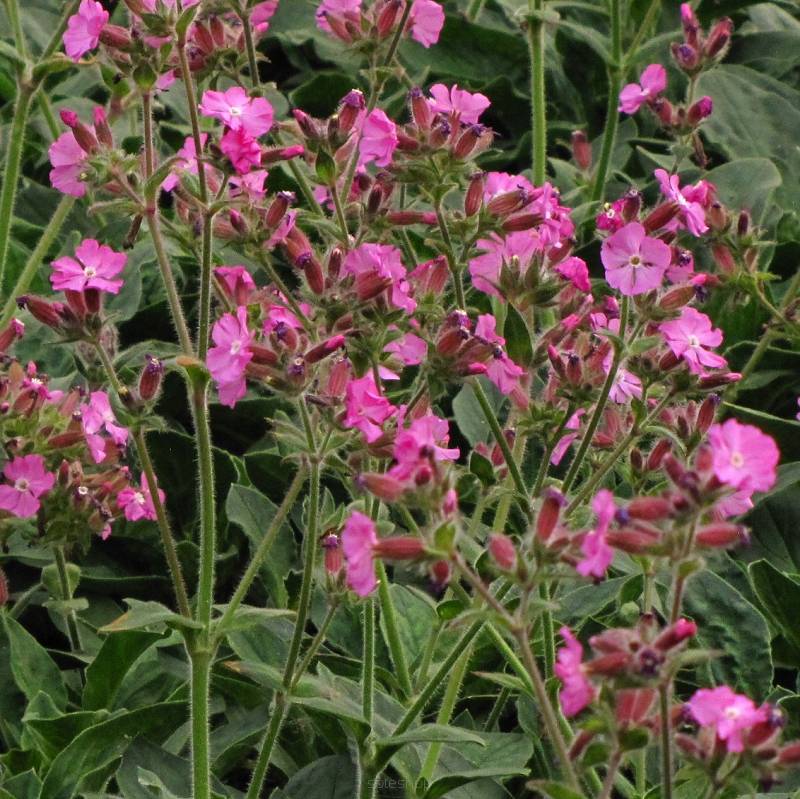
[674,4,733,76]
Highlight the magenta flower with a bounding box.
[686,686,768,753]
[162,134,208,192]
[316,0,361,33]
[659,307,727,374]
[554,257,591,292]
[208,307,254,408]
[409,0,445,48]
[654,169,709,236]
[220,128,262,174]
[358,109,398,168]
[483,171,534,203]
[251,1,279,34]
[385,332,427,366]
[576,489,615,579]
[469,232,539,298]
[342,243,416,313]
[707,419,779,493]
[551,410,584,466]
[49,132,88,198]
[82,391,129,464]
[343,373,398,443]
[609,367,643,404]
[555,627,596,717]
[341,510,378,596]
[229,169,268,201]
[618,64,667,114]
[215,266,256,305]
[389,415,459,482]
[199,87,274,138]
[596,198,626,232]
[472,314,525,395]
[428,83,490,125]
[117,473,164,523]
[600,222,671,296]
[51,239,126,295]
[63,0,108,61]
[0,455,56,519]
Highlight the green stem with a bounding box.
[539,582,555,678]
[5,0,26,57]
[330,180,350,245]
[590,0,623,202]
[362,597,375,726]
[435,201,466,309]
[246,695,287,799]
[239,10,261,88]
[492,425,526,534]
[599,750,622,799]
[466,0,487,21]
[190,649,213,799]
[375,560,413,698]
[561,295,628,494]
[8,580,42,620]
[660,684,674,799]
[41,0,81,59]
[415,618,442,691]
[484,686,511,730]
[38,93,60,139]
[293,601,338,686]
[1,194,74,327]
[53,545,82,658]
[527,0,547,184]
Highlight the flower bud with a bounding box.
[737,209,751,238]
[338,90,365,136]
[99,24,132,50]
[606,528,660,553]
[374,536,426,560]
[627,496,672,521]
[453,124,484,160]
[297,253,325,295]
[306,335,345,364]
[487,188,529,217]
[698,371,741,390]
[705,17,733,59]
[778,742,800,766]
[488,534,516,571]
[322,533,343,576]
[358,472,405,502]
[537,488,565,542]
[622,189,642,221]
[643,202,681,233]
[654,618,697,651]
[18,295,66,329]
[464,171,485,217]
[687,96,713,126]
[93,106,113,147]
[616,688,656,726]
[293,109,323,140]
[671,42,700,73]
[409,87,433,131]
[696,394,719,434]
[502,212,544,233]
[570,130,591,171]
[0,318,24,354]
[376,0,402,38]
[262,145,305,164]
[430,559,451,589]
[680,3,701,47]
[60,109,99,154]
[695,522,746,548]
[265,191,295,228]
[137,354,163,402]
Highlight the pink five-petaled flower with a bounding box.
[707,418,779,494]
[428,83,491,125]
[341,510,379,596]
[343,373,398,443]
[659,307,727,375]
[207,307,254,408]
[555,257,591,292]
[82,390,129,464]
[409,0,445,48]
[220,128,262,174]
[389,415,459,482]
[686,686,769,753]
[63,0,108,61]
[51,239,126,294]
[162,134,208,191]
[199,87,274,138]
[385,332,427,365]
[469,231,540,298]
[555,627,596,717]
[600,221,671,296]
[618,64,667,114]
[576,489,615,579]
[342,243,416,313]
[49,132,89,197]
[117,473,164,523]
[473,314,525,395]
[358,109,398,168]
[0,455,56,519]
[654,169,709,236]
[316,0,361,33]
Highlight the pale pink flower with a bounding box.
[358,109,398,168]
[51,239,126,294]
[707,419,779,493]
[555,627,596,717]
[385,332,427,365]
[82,391,129,464]
[483,171,535,203]
[530,183,576,247]
[473,314,524,395]
[554,257,591,292]
[389,415,459,482]
[199,87,274,138]
[0,455,56,519]
[162,134,208,191]
[208,307,254,408]
[686,686,769,753]
[659,307,727,374]
[550,409,584,466]
[155,70,176,92]
[716,487,754,519]
[342,243,416,313]
[220,128,262,174]
[576,489,615,579]
[409,0,445,48]
[49,132,88,198]
[214,266,256,305]
[654,169,709,236]
[341,510,378,596]
[600,222,671,296]
[618,64,667,114]
[343,373,398,443]
[64,0,108,61]
[117,473,164,523]
[609,367,643,404]
[469,232,540,298]
[229,169,268,201]
[316,0,361,33]
[251,0,279,33]
[428,83,490,125]
[264,304,304,334]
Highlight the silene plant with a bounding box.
[1,1,799,798]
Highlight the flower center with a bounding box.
[629,255,642,267]
[83,266,97,278]
[730,451,745,469]
[134,491,146,505]
[13,477,29,492]
[229,106,243,116]
[687,334,700,347]
[230,340,242,355]
[723,705,742,720]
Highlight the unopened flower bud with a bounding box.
[374,536,426,560]
[705,17,733,59]
[537,488,565,542]
[653,97,675,127]
[262,145,305,165]
[465,172,485,217]
[737,209,751,237]
[60,109,99,154]
[0,318,24,354]
[655,618,697,651]
[18,295,66,329]
[99,24,132,50]
[338,90,365,136]
[680,2,701,47]
[672,42,700,72]
[644,202,681,233]
[93,106,113,147]
[627,496,672,521]
[488,534,516,571]
[696,394,719,434]
[265,191,294,228]
[293,109,323,140]
[487,188,529,217]
[409,86,433,130]
[358,472,405,502]
[660,285,696,311]
[571,130,591,171]
[622,189,642,221]
[696,522,746,548]
[453,124,484,160]
[430,559,450,589]
[778,742,800,766]
[138,354,163,401]
[376,0,402,37]
[306,335,345,364]
[296,253,325,295]
[502,212,544,232]
[698,371,740,390]
[606,528,661,553]
[687,96,713,125]
[322,533,343,576]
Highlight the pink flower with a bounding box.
[473,314,525,395]
[215,266,256,305]
[469,232,539,298]
[341,511,378,596]
[555,627,596,717]
[0,455,56,519]
[63,0,108,61]
[343,373,398,443]
[686,686,768,753]
[600,222,671,296]
[551,409,584,466]
[82,391,129,463]
[229,169,268,201]
[555,257,591,292]
[251,0,279,33]
[49,132,88,198]
[484,171,535,203]
[596,198,626,232]
[117,473,164,523]
[389,415,459,482]
[409,0,445,48]
[199,87,274,138]
[707,419,779,493]
[618,64,667,114]
[576,489,615,579]
[385,332,427,365]
[208,307,254,408]
[316,0,361,33]
[342,243,416,313]
[220,128,262,174]
[659,307,727,374]
[358,109,398,168]
[716,487,754,519]
[162,134,208,192]
[51,239,126,294]
[654,169,709,236]
[609,367,643,404]
[428,83,490,125]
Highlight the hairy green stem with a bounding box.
[293,602,338,687]
[239,9,261,88]
[362,597,375,727]
[660,684,674,799]
[528,0,547,184]
[375,560,413,698]
[435,201,467,309]
[484,686,511,730]
[466,0,487,22]
[53,545,82,659]
[190,649,213,799]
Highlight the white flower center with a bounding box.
[724,706,742,720]
[629,255,642,268]
[83,266,97,278]
[13,478,30,492]
[730,451,745,469]
[687,334,700,347]
[77,485,89,496]
[229,106,243,116]
[133,491,146,505]
[230,340,242,355]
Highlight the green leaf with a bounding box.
[279,755,356,799]
[98,600,203,633]
[2,615,67,712]
[705,158,782,226]
[375,723,486,749]
[453,379,503,446]
[423,767,528,799]
[525,783,584,799]
[503,304,533,367]
[749,560,800,652]
[212,605,295,635]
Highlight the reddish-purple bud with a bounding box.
[659,285,696,312]
[297,253,325,295]
[696,522,746,548]
[464,172,485,217]
[374,536,426,560]
[60,109,99,153]
[0,318,24,354]
[627,496,672,521]
[17,295,65,329]
[138,354,163,401]
[571,130,591,171]
[488,534,516,571]
[293,109,323,140]
[537,488,565,542]
[376,0,402,38]
[99,24,132,50]
[265,191,294,228]
[93,106,113,147]
[359,472,405,502]
[409,86,433,131]
[672,42,700,72]
[705,18,733,58]
[644,202,681,233]
[262,145,305,164]
[453,124,484,160]
[322,533,344,576]
[338,89,365,136]
[306,335,345,364]
[502,212,544,233]
[688,96,713,126]
[655,618,697,651]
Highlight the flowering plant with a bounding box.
[1,1,799,798]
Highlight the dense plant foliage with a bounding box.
[1,1,800,798]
